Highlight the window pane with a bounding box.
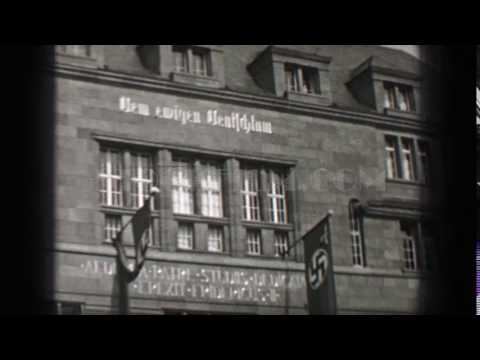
[192,50,208,76]
[99,149,123,207]
[247,230,262,255]
[200,162,223,217]
[173,47,188,73]
[400,220,418,270]
[105,215,122,243]
[418,141,431,184]
[401,139,416,181]
[177,223,193,250]
[241,167,260,221]
[385,136,399,179]
[208,226,223,253]
[172,160,193,214]
[384,83,396,109]
[267,169,287,224]
[274,232,289,257]
[131,152,153,209]
[349,200,365,267]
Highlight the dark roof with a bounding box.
[105,45,425,114]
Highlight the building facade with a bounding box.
[52,45,443,315]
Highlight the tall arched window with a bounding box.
[349,199,365,267]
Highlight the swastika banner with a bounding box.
[303,213,337,315]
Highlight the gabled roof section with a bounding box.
[349,55,422,83]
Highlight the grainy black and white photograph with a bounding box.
[23,44,470,315]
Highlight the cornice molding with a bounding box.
[47,64,440,136]
[269,45,332,64]
[92,133,298,166]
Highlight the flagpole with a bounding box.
[281,250,290,315]
[112,186,160,315]
[282,211,334,257]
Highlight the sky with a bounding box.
[381,45,420,58]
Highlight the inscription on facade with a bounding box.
[62,257,306,307]
[119,96,273,135]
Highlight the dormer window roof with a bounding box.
[248,45,332,106]
[347,56,422,120]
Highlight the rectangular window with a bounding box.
[384,82,415,112]
[385,136,399,180]
[267,170,288,224]
[400,138,416,181]
[420,222,436,271]
[200,162,223,218]
[241,167,261,221]
[285,64,319,95]
[130,152,153,209]
[349,200,365,267]
[192,48,209,76]
[99,148,123,207]
[57,45,91,58]
[418,141,431,184]
[247,230,262,256]
[400,220,418,271]
[177,223,194,250]
[172,159,194,215]
[173,46,188,73]
[173,46,210,77]
[104,215,122,243]
[274,232,289,257]
[207,226,224,253]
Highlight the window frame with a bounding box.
[384,134,433,185]
[130,151,154,209]
[177,222,194,251]
[241,167,261,222]
[172,158,194,215]
[200,161,224,218]
[172,45,211,78]
[104,214,123,243]
[400,220,419,271]
[207,225,224,253]
[273,231,289,258]
[267,169,288,224]
[383,82,416,113]
[246,229,262,256]
[349,199,366,268]
[284,63,320,95]
[99,148,124,208]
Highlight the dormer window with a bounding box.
[347,56,422,120]
[248,46,332,106]
[384,82,416,112]
[172,46,211,77]
[285,64,320,95]
[57,45,92,58]
[55,45,102,69]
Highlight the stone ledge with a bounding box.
[285,91,332,106]
[49,65,440,135]
[171,72,222,89]
[384,108,422,121]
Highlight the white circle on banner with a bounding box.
[308,249,328,290]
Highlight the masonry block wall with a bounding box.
[53,45,440,315]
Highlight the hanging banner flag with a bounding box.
[303,212,337,315]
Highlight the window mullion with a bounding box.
[106,151,112,206]
[187,48,193,74]
[296,68,304,93]
[124,150,131,208]
[394,137,404,179]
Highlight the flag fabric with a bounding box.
[303,213,337,315]
[112,196,152,283]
